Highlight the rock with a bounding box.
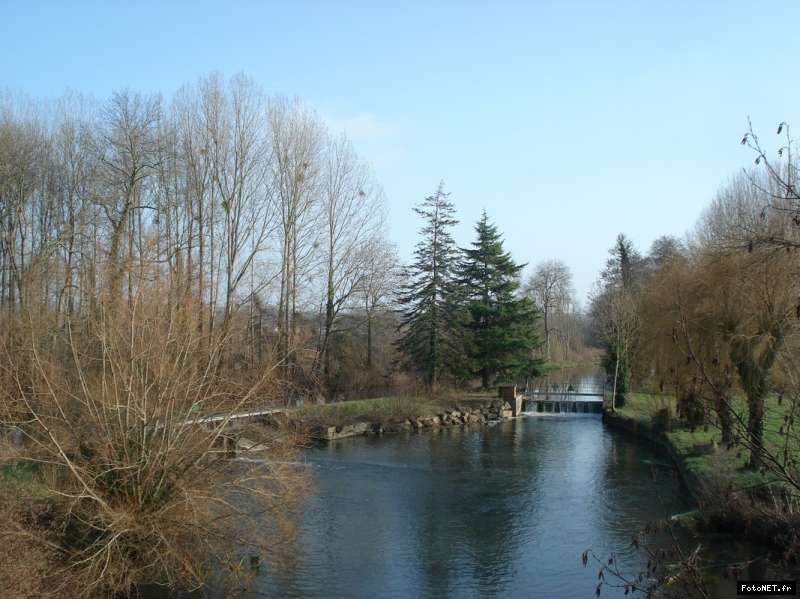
[450,410,461,419]
[500,409,513,419]
[371,422,384,434]
[383,421,402,433]
[236,437,267,452]
[352,422,370,435]
[313,426,338,440]
[337,424,355,437]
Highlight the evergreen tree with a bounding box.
[593,233,642,408]
[601,233,644,290]
[460,211,542,388]
[397,183,468,387]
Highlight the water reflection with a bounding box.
[250,415,759,598]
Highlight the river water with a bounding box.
[250,412,773,598]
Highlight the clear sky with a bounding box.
[3,1,800,303]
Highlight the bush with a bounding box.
[0,297,307,597]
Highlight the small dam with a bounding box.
[522,382,606,415]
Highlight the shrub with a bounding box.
[0,297,307,597]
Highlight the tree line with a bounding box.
[0,74,404,401]
[0,74,416,595]
[0,73,592,401]
[590,122,800,478]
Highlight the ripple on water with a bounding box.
[250,415,765,599]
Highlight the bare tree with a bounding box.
[317,134,384,391]
[592,284,639,410]
[202,75,276,363]
[358,237,400,373]
[268,99,324,395]
[94,90,161,304]
[525,259,573,361]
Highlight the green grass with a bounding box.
[287,395,446,429]
[618,392,796,491]
[0,461,48,497]
[619,392,675,425]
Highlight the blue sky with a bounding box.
[3,1,800,302]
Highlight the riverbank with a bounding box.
[273,394,518,441]
[603,393,799,553]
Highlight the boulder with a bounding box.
[337,424,356,437]
[352,422,370,435]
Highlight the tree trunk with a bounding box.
[715,390,734,447]
[365,306,373,372]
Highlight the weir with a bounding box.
[523,398,603,414]
[522,381,606,415]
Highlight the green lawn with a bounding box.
[619,392,797,491]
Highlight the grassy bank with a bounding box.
[285,395,448,429]
[615,392,792,492]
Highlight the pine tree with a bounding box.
[397,183,468,387]
[460,211,542,388]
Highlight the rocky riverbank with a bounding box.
[310,399,517,441]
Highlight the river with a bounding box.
[248,408,775,598]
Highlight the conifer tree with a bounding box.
[397,183,468,387]
[460,211,542,388]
